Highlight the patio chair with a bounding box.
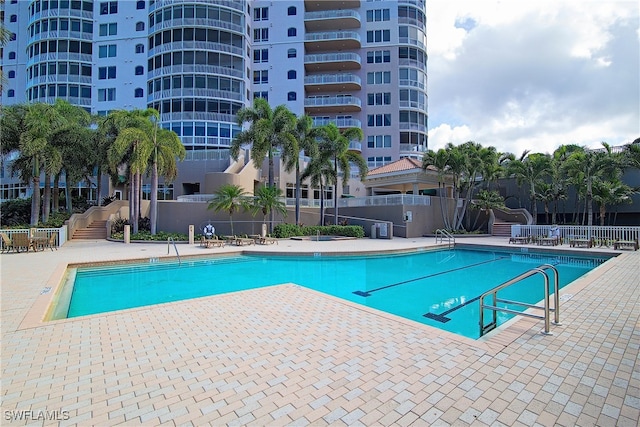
[1,233,14,253]
[12,233,32,253]
[45,233,58,251]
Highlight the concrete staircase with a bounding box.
[72,220,108,240]
[492,221,518,237]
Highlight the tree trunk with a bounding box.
[42,171,51,223]
[268,148,274,232]
[319,181,325,226]
[333,157,339,225]
[31,176,40,226]
[53,174,60,212]
[129,169,136,233]
[150,161,158,235]
[95,166,103,205]
[295,164,301,226]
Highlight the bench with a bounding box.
[613,240,638,251]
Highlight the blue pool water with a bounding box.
[65,249,608,339]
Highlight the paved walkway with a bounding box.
[1,237,638,426]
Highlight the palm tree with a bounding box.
[208,184,251,236]
[422,147,452,229]
[301,150,336,226]
[565,143,619,227]
[252,185,288,231]
[48,101,92,218]
[18,102,66,225]
[592,179,636,226]
[106,109,156,233]
[290,115,320,225]
[317,123,367,225]
[230,99,296,229]
[147,111,185,234]
[230,98,296,188]
[506,151,552,225]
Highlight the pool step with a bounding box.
[72,220,107,240]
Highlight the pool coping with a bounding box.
[19,242,620,350]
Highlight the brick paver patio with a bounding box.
[1,237,638,426]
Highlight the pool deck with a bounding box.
[1,236,638,426]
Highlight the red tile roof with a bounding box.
[368,158,424,176]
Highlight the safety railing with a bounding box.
[435,229,455,248]
[167,237,181,266]
[479,264,560,337]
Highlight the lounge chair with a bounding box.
[257,235,278,245]
[201,235,225,248]
[234,235,254,246]
[613,240,638,251]
[1,233,14,253]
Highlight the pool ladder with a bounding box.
[435,229,455,248]
[479,264,560,337]
[167,237,181,265]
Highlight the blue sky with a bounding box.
[426,0,639,156]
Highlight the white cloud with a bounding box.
[427,0,640,155]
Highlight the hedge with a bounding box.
[273,223,365,239]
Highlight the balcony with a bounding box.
[348,141,362,153]
[304,73,361,92]
[304,0,360,12]
[304,52,361,72]
[304,95,362,114]
[304,31,361,52]
[312,117,362,128]
[304,10,361,31]
[399,144,427,156]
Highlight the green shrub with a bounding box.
[110,230,189,241]
[44,212,71,228]
[0,198,31,227]
[111,218,129,234]
[273,223,364,238]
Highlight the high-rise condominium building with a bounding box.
[1,0,427,200]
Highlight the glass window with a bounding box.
[287,70,296,79]
[287,91,296,101]
[287,27,296,37]
[287,48,296,58]
[136,21,145,31]
[134,88,144,97]
[136,1,145,10]
[135,66,144,75]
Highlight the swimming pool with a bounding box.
[57,248,608,339]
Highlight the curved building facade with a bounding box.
[25,0,94,109]
[146,0,246,150]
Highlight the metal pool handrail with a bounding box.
[479,264,560,337]
[435,229,455,248]
[167,237,181,265]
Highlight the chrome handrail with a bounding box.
[167,237,181,266]
[479,264,560,337]
[435,229,455,248]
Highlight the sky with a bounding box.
[426,0,640,156]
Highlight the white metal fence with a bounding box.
[512,224,640,244]
[0,225,67,250]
